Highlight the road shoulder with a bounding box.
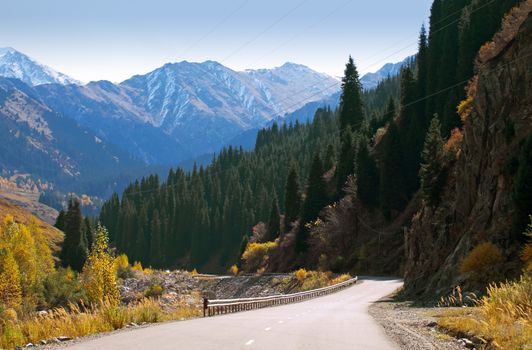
[369,297,465,350]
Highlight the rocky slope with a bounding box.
[404,6,532,296]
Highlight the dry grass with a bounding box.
[438,274,532,349]
[295,270,351,291]
[0,298,201,349]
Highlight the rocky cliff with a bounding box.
[404,5,532,297]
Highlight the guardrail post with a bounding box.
[203,297,208,317]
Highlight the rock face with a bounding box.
[404,8,532,296]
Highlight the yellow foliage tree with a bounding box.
[0,249,22,307]
[0,215,54,305]
[81,225,120,306]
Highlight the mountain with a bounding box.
[360,55,415,90]
[0,53,341,194]
[0,77,146,196]
[0,47,81,86]
[119,61,339,156]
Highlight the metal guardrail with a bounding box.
[203,276,358,317]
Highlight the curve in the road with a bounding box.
[61,277,403,350]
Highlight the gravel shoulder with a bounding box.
[369,297,465,350]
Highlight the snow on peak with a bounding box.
[0,47,82,86]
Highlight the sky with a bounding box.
[0,0,433,83]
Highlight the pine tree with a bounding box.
[83,217,94,251]
[284,166,301,231]
[298,153,327,253]
[60,198,87,271]
[339,56,364,132]
[55,209,66,231]
[266,195,280,241]
[419,115,445,207]
[379,121,406,218]
[356,138,379,207]
[337,128,355,194]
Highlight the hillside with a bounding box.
[405,3,532,296]
[0,196,63,252]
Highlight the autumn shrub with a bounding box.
[443,128,463,160]
[294,268,308,282]
[144,283,164,298]
[229,264,239,276]
[439,274,532,349]
[41,268,86,308]
[241,241,278,273]
[113,254,133,279]
[459,242,504,283]
[131,261,143,272]
[293,270,351,292]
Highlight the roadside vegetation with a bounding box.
[0,216,200,349]
[437,217,532,349]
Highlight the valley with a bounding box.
[0,0,531,349]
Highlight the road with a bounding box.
[63,277,402,350]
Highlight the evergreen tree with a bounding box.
[83,217,94,251]
[60,198,87,271]
[356,138,379,207]
[284,166,301,231]
[323,144,336,171]
[337,128,355,194]
[339,56,364,132]
[54,210,66,231]
[379,121,406,218]
[298,153,327,253]
[266,195,281,241]
[419,115,445,207]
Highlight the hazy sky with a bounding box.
[1,0,433,83]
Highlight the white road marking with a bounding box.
[245,339,255,346]
[264,327,271,331]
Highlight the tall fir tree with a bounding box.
[379,121,407,219]
[266,195,281,241]
[284,166,301,231]
[337,128,355,194]
[419,115,445,207]
[59,198,87,271]
[339,56,364,133]
[356,137,379,208]
[298,153,327,253]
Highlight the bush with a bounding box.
[229,264,238,276]
[439,274,532,349]
[294,268,308,282]
[113,254,132,279]
[241,241,278,273]
[459,242,504,283]
[131,261,143,272]
[42,268,86,308]
[144,283,164,298]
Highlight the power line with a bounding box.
[117,49,532,199]
[173,0,250,61]
[268,0,500,116]
[220,0,309,64]
[249,0,353,67]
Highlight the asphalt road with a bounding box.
[63,277,402,350]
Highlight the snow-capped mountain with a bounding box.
[7,56,338,166]
[360,55,415,90]
[0,47,81,86]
